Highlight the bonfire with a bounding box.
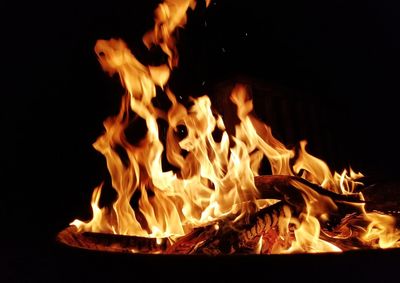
[57,0,400,255]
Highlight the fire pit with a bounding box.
[57,0,400,256]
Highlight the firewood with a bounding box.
[165,225,219,254]
[165,201,292,255]
[237,201,288,249]
[254,175,364,206]
[57,226,168,253]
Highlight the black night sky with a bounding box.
[3,0,400,281]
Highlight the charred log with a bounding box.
[237,201,290,249]
[166,201,294,255]
[57,226,168,253]
[254,175,364,206]
[165,225,220,254]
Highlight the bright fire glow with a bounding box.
[71,0,400,254]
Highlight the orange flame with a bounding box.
[71,0,400,253]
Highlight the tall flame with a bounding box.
[71,0,400,253]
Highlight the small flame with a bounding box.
[362,212,400,249]
[71,0,400,254]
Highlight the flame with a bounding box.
[71,0,400,253]
[361,211,400,249]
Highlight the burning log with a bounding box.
[254,175,366,227]
[164,202,289,255]
[165,224,220,254]
[165,176,370,255]
[57,226,168,254]
[254,175,364,206]
[237,202,291,251]
[165,202,295,255]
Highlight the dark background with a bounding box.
[2,0,400,281]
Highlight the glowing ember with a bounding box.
[61,0,400,254]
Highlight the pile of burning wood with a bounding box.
[57,0,400,254]
[58,175,400,254]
